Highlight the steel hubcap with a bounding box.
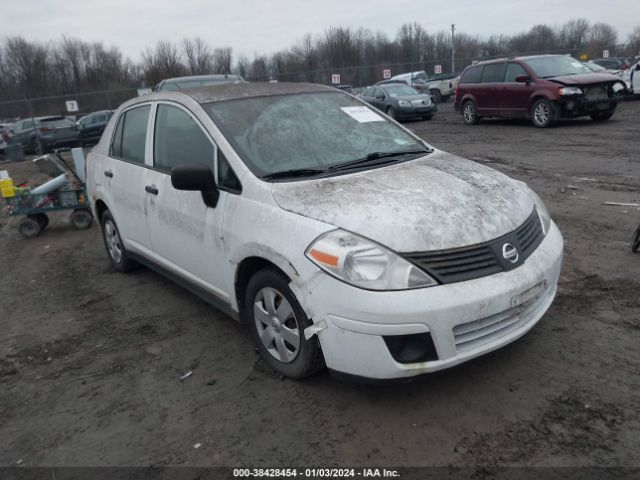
[254,287,300,363]
[464,104,474,122]
[534,103,550,124]
[104,220,122,264]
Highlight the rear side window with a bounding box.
[460,66,482,84]
[481,63,507,83]
[153,104,214,172]
[504,63,528,82]
[110,105,150,163]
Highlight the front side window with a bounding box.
[111,105,150,163]
[481,63,507,83]
[153,104,214,172]
[504,63,528,82]
[205,92,426,179]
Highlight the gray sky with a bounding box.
[5,0,638,60]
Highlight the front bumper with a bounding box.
[397,104,437,119]
[558,97,617,118]
[305,222,564,380]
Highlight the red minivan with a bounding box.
[454,55,626,127]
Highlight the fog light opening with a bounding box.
[383,333,438,363]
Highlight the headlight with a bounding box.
[514,181,552,235]
[306,230,437,290]
[558,86,582,96]
[398,100,411,107]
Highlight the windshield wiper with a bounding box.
[327,148,431,172]
[261,168,328,180]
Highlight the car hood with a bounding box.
[547,72,620,85]
[270,150,534,252]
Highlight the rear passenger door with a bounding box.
[144,102,239,301]
[105,104,154,257]
[477,62,506,114]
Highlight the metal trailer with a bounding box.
[3,149,93,238]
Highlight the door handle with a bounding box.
[104,170,113,178]
[145,185,159,195]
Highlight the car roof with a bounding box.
[162,74,241,83]
[468,54,576,67]
[163,82,334,104]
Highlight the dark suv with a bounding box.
[454,55,626,127]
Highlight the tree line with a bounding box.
[1,19,639,104]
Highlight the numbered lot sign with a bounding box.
[434,65,442,74]
[331,74,341,84]
[602,50,610,59]
[65,100,79,113]
[383,69,391,79]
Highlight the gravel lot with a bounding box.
[1,100,639,472]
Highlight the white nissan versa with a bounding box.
[86,82,564,381]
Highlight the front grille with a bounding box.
[452,287,550,352]
[402,208,544,284]
[584,85,609,101]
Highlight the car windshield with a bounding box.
[585,62,606,72]
[205,92,427,179]
[383,85,419,97]
[523,56,592,78]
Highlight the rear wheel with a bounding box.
[590,110,615,122]
[430,89,442,103]
[101,210,138,272]
[530,98,557,128]
[30,138,42,155]
[462,100,480,125]
[246,268,324,379]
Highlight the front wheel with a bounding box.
[385,106,397,120]
[430,89,442,103]
[246,268,324,379]
[530,98,557,128]
[590,110,615,122]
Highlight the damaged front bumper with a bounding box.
[558,97,617,118]
[303,222,564,380]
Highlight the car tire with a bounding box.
[530,98,557,128]
[462,100,480,125]
[101,210,138,272]
[30,138,42,155]
[385,106,397,120]
[590,110,615,122]
[430,90,442,103]
[245,267,324,379]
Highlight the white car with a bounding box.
[621,60,640,93]
[86,83,564,381]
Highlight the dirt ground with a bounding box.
[0,101,639,472]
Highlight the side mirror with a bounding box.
[515,75,531,84]
[171,163,219,208]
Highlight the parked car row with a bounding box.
[454,54,628,128]
[0,110,113,155]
